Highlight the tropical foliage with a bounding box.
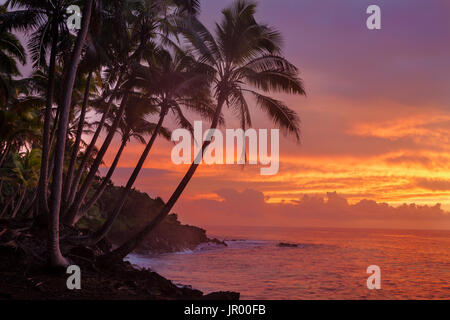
[0,0,305,267]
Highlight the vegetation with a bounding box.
[0,0,305,274]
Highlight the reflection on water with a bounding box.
[127,227,450,299]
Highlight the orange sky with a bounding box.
[100,0,450,230]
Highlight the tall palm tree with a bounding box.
[2,0,74,217]
[62,70,93,207]
[64,0,132,209]
[48,0,94,268]
[79,47,215,243]
[64,0,197,223]
[107,0,306,259]
[62,1,120,208]
[65,71,125,213]
[71,95,171,225]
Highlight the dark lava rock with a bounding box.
[134,220,227,254]
[0,219,240,300]
[210,238,227,246]
[278,242,299,248]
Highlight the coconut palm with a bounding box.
[1,0,77,219]
[65,70,126,213]
[78,46,216,243]
[63,0,199,223]
[61,1,122,208]
[70,96,172,225]
[108,0,306,259]
[63,1,131,209]
[63,0,153,218]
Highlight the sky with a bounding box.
[89,0,450,229]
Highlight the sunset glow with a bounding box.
[100,0,450,229]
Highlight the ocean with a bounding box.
[127,226,450,299]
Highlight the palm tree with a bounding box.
[62,70,93,206]
[71,95,172,225]
[63,0,153,220]
[48,0,94,268]
[65,71,125,213]
[63,1,131,209]
[61,1,121,208]
[107,0,306,260]
[2,0,74,218]
[79,47,215,243]
[63,0,197,223]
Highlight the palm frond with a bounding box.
[240,67,306,95]
[247,90,301,141]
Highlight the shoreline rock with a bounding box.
[84,185,227,255]
[130,220,227,254]
[0,219,239,300]
[278,242,299,248]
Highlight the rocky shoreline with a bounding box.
[82,185,227,254]
[113,214,227,255]
[0,184,238,300]
[0,219,238,300]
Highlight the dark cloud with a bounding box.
[178,189,450,229]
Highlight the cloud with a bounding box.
[385,154,433,167]
[415,178,450,191]
[100,0,450,227]
[177,189,450,230]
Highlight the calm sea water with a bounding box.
[127,226,450,299]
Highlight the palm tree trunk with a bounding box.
[36,20,58,217]
[45,109,60,181]
[48,0,93,268]
[63,71,92,206]
[66,76,122,211]
[11,189,26,219]
[74,134,128,224]
[63,92,129,225]
[86,108,168,245]
[106,98,225,260]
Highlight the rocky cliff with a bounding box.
[79,181,225,254]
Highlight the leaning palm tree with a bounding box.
[63,0,132,210]
[70,97,172,225]
[61,0,122,209]
[63,0,160,220]
[106,0,306,260]
[64,0,201,224]
[73,47,216,242]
